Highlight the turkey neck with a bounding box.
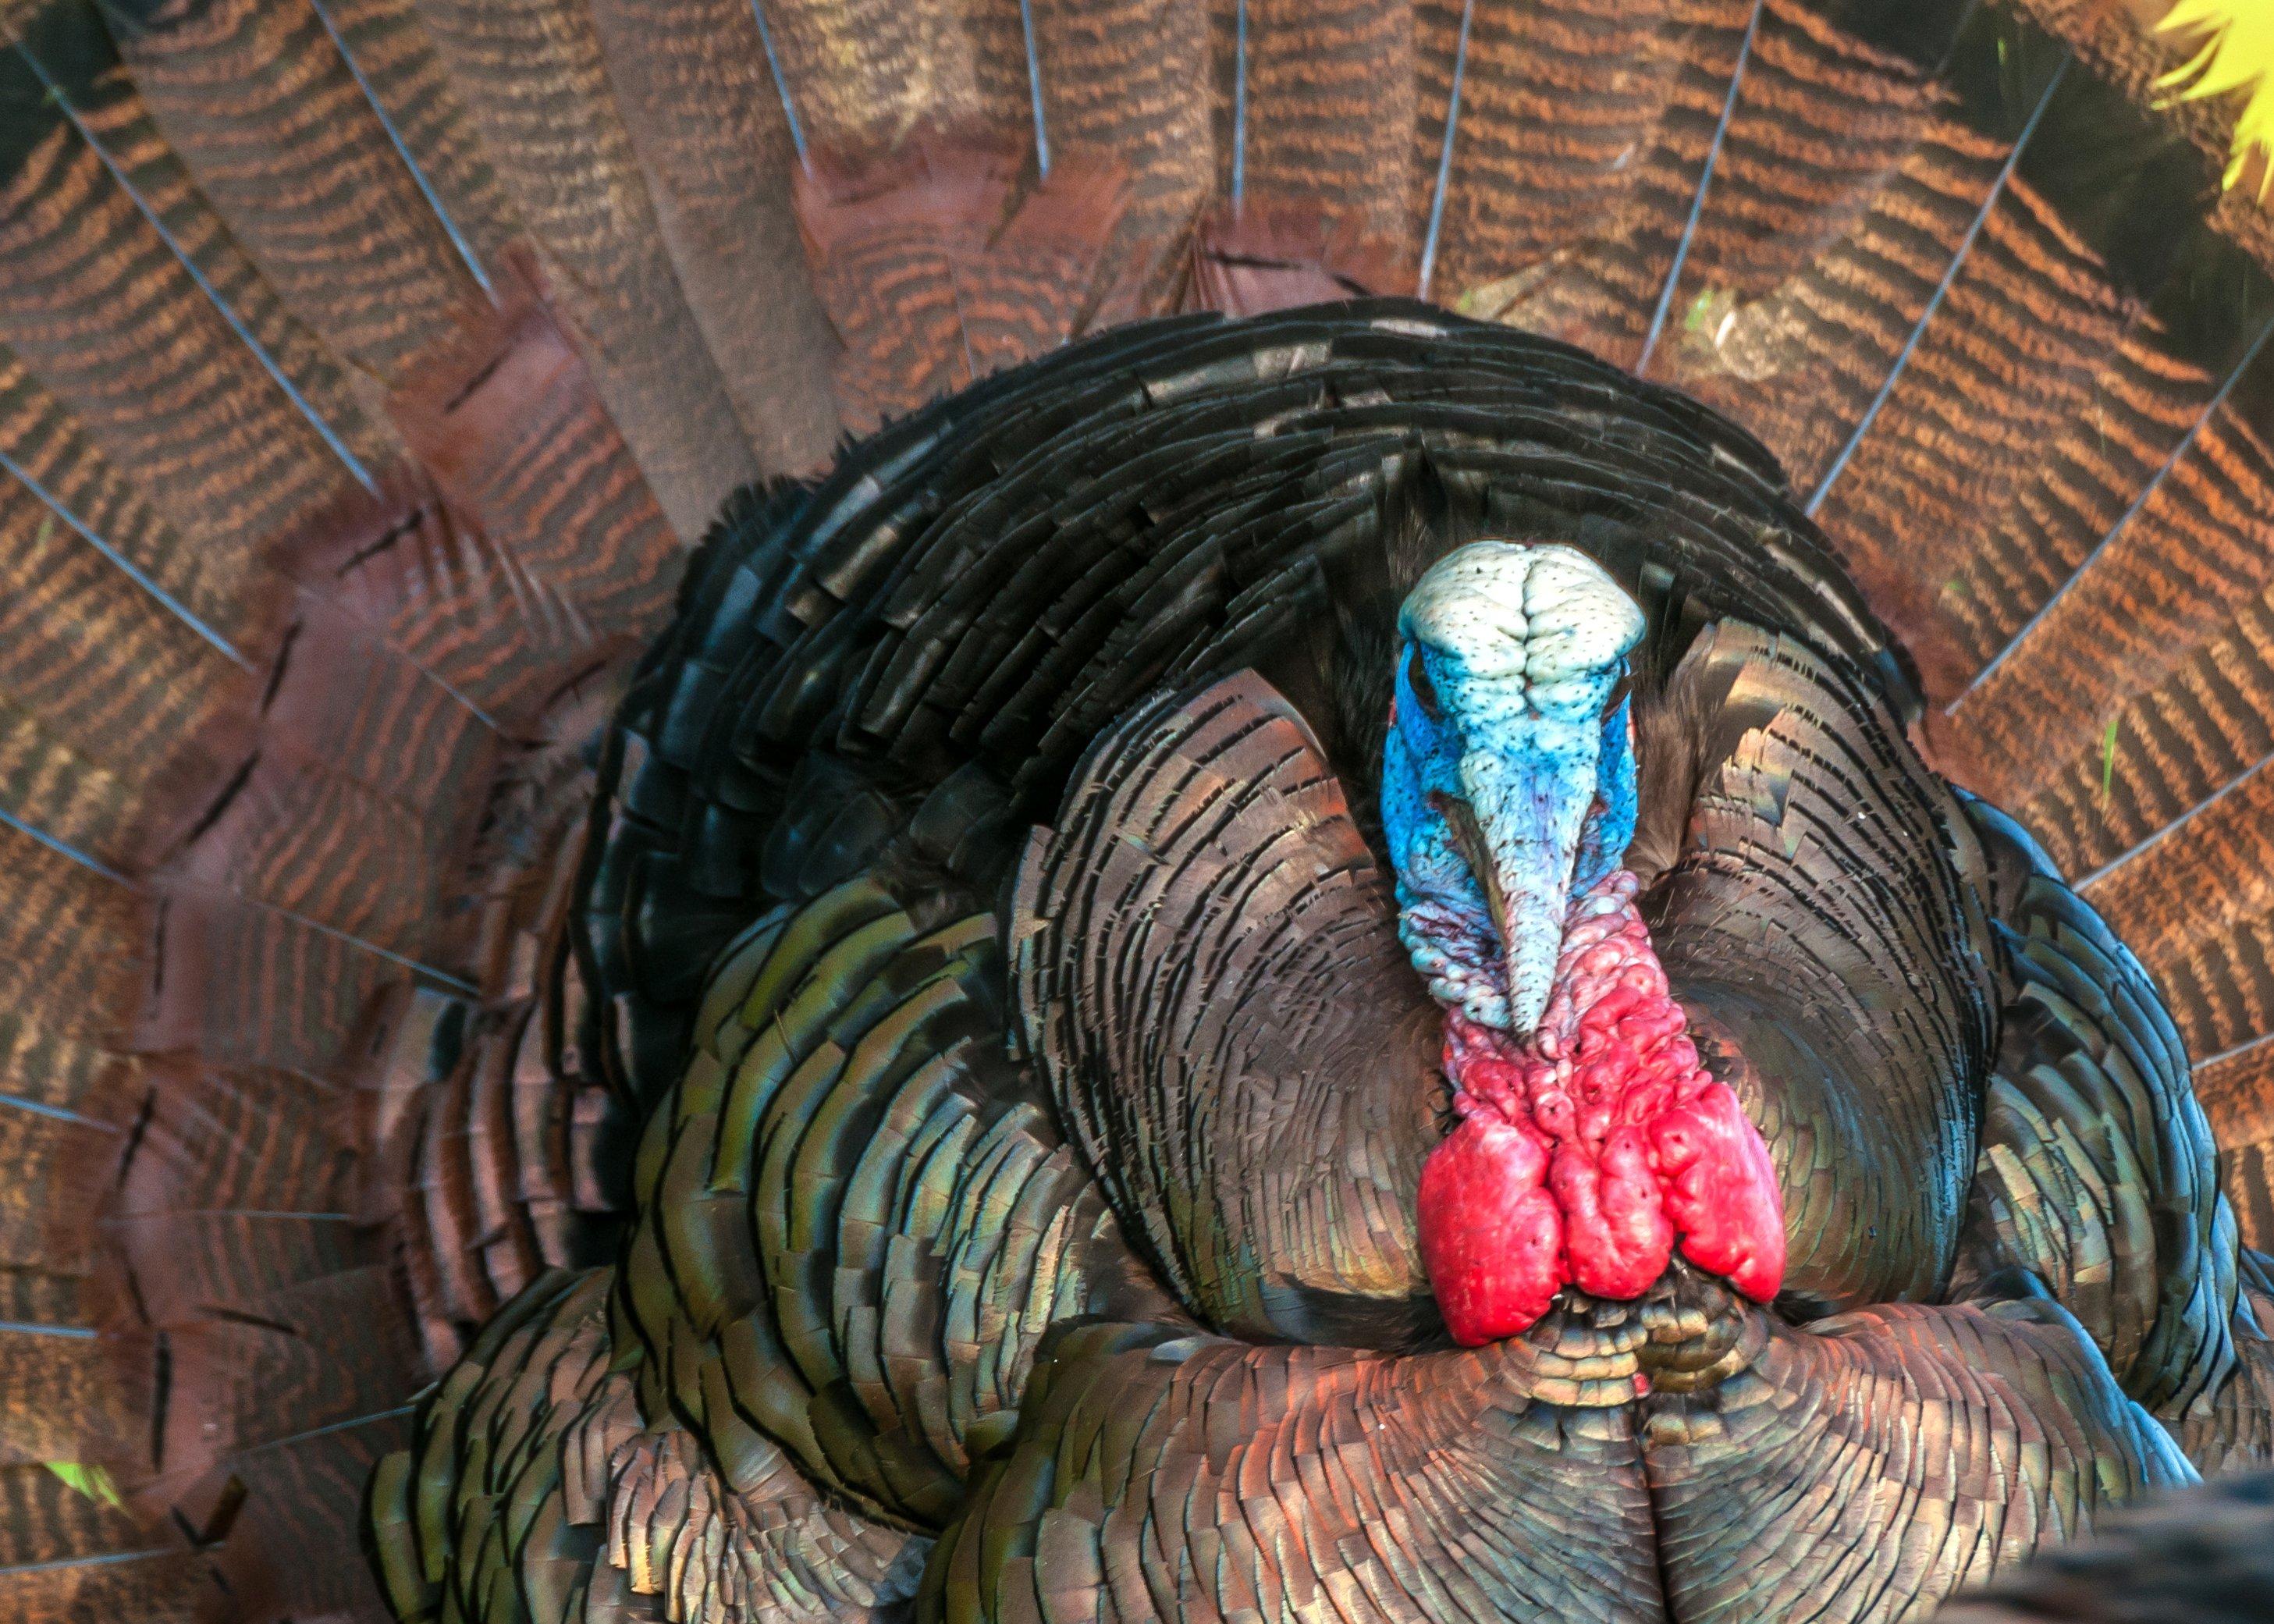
[1416,870,1785,1346]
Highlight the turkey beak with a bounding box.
[1440,746,1594,1038]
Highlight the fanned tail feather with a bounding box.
[0,0,2272,1615]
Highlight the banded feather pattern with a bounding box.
[402,0,766,538]
[105,0,487,377]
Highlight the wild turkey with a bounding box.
[4,0,2274,1621]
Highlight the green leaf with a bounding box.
[2100,716,2121,805]
[44,1462,123,1507]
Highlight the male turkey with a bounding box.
[3,1,2274,1622]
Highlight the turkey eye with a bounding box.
[1602,666,1633,716]
[1405,646,1445,721]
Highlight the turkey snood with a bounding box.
[1384,542,1786,1345]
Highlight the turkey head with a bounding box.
[1382,542,1783,1343]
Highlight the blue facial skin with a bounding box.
[1579,695,1638,890]
[1381,634,1639,1036]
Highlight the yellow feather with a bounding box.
[2155,0,2274,198]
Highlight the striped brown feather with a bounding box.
[2199,1045,2274,1249]
[756,0,1025,158]
[0,349,260,656]
[1948,364,2274,823]
[118,1062,375,1324]
[113,1058,424,1532]
[14,0,400,467]
[1409,0,1679,304]
[155,531,499,971]
[0,1020,127,1320]
[0,1466,204,1618]
[2077,766,2274,1070]
[0,1463,158,1572]
[1235,0,1416,255]
[0,33,365,625]
[1805,178,2134,691]
[267,604,497,833]
[1793,30,2242,710]
[137,504,631,1095]
[311,0,524,268]
[138,892,409,1086]
[210,1428,408,1619]
[0,700,145,869]
[2026,598,2274,896]
[105,0,487,379]
[401,0,762,538]
[276,486,598,746]
[1188,192,1417,311]
[584,0,845,476]
[382,250,685,683]
[0,901,139,1292]
[146,1278,415,1619]
[0,833,153,1578]
[794,147,982,428]
[1027,0,1217,318]
[384,997,595,1357]
[950,152,1127,365]
[1640,3,2007,475]
[158,736,472,963]
[1931,320,2220,698]
[0,466,255,867]
[0,834,147,1074]
[794,137,1127,431]
[1186,0,1416,306]
[0,1310,130,1475]
[1466,0,1754,366]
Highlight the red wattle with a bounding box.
[1653,1082,1785,1303]
[1415,872,1786,1346]
[1416,1111,1561,1340]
